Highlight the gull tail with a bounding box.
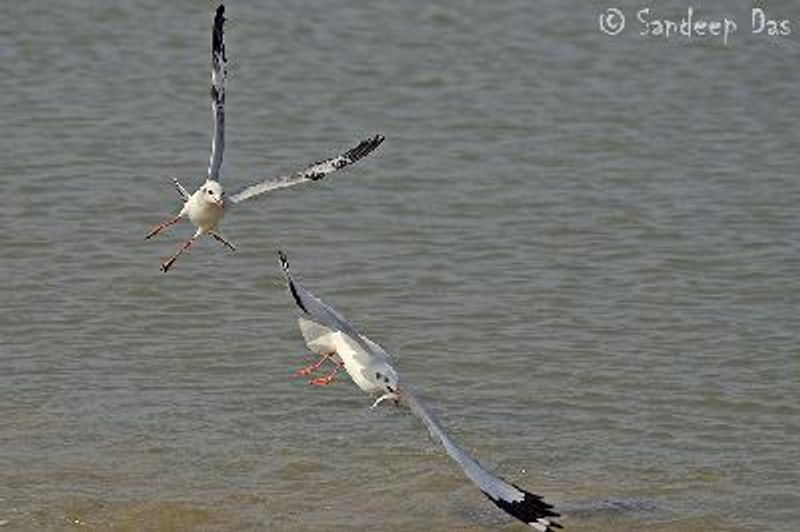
[402,390,561,531]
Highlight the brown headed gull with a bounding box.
[146,5,384,272]
[277,251,562,531]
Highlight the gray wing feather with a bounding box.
[278,251,383,360]
[207,5,226,181]
[229,135,384,203]
[403,390,562,530]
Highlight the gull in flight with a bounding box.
[277,251,562,531]
[146,4,385,272]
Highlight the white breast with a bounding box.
[333,333,384,394]
[185,195,225,232]
[298,318,385,395]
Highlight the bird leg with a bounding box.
[146,215,183,240]
[295,351,336,377]
[209,230,236,251]
[309,360,344,386]
[161,233,199,273]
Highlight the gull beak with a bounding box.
[370,392,400,409]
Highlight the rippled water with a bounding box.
[2,1,799,530]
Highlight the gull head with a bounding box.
[200,181,225,208]
[371,362,400,397]
[370,363,400,409]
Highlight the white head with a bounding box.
[371,362,400,395]
[367,362,401,408]
[200,180,225,207]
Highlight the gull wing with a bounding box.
[207,5,227,181]
[278,251,386,362]
[228,135,384,204]
[403,390,562,531]
[298,317,339,356]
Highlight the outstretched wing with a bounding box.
[402,390,562,531]
[229,135,385,203]
[278,251,385,361]
[207,4,227,181]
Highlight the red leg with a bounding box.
[161,234,198,273]
[146,216,182,240]
[309,360,344,386]
[295,352,335,377]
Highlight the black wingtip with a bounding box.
[371,134,386,152]
[277,250,290,273]
[277,251,309,314]
[345,134,386,162]
[289,282,309,314]
[212,5,226,60]
[482,484,561,530]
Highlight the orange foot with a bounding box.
[309,375,335,386]
[295,352,335,377]
[308,362,344,386]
